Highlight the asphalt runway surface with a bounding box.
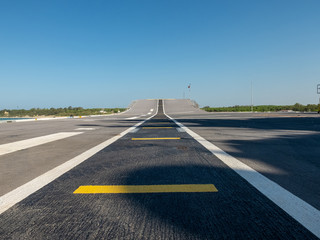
[0,99,319,239]
[164,99,320,211]
[0,99,157,196]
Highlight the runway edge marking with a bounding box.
[0,100,159,215]
[162,100,320,238]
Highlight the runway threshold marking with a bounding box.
[0,132,83,156]
[132,137,180,140]
[73,184,218,194]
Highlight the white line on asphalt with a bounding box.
[130,128,140,133]
[127,113,154,119]
[146,108,154,115]
[0,132,83,157]
[126,116,139,120]
[0,100,159,215]
[163,100,320,238]
[75,128,96,131]
[176,127,185,133]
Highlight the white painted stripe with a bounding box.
[0,132,83,157]
[0,100,159,215]
[130,128,140,133]
[163,100,320,238]
[17,117,70,122]
[75,128,96,131]
[126,116,139,120]
[176,127,185,133]
[127,113,153,119]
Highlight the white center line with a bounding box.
[0,132,83,157]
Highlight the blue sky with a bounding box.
[1,0,320,109]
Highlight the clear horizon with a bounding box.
[1,1,320,109]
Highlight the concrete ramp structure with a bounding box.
[163,99,206,115]
[123,99,158,116]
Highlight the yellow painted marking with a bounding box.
[143,127,173,129]
[73,184,218,194]
[132,137,180,140]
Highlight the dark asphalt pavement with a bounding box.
[0,100,318,239]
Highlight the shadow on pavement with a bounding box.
[120,164,318,239]
[176,117,320,131]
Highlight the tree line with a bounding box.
[0,106,126,117]
[202,103,320,112]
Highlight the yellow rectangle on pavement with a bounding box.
[73,184,218,194]
[132,137,180,140]
[142,127,173,129]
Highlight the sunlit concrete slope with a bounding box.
[124,99,158,116]
[163,99,206,115]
